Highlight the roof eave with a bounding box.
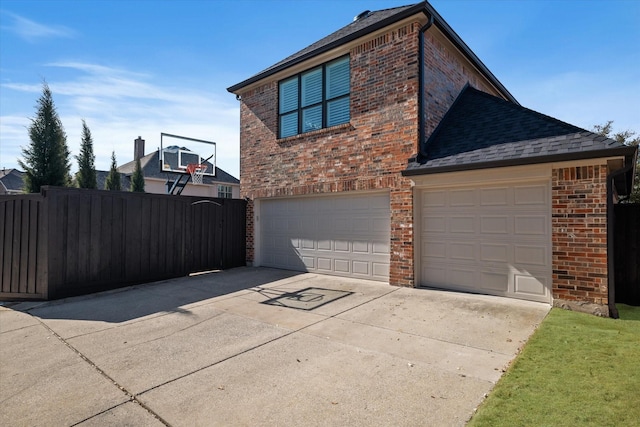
[228,2,516,104]
[402,145,637,177]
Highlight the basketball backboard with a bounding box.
[160,133,216,176]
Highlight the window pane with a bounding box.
[302,105,322,133]
[280,112,298,138]
[326,56,350,99]
[327,97,350,127]
[279,77,298,113]
[301,67,322,107]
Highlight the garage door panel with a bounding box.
[514,245,547,266]
[420,181,551,303]
[480,271,509,292]
[317,258,331,271]
[480,243,510,263]
[353,261,369,275]
[480,216,509,234]
[514,274,547,296]
[373,263,389,278]
[302,256,315,269]
[353,241,369,253]
[448,267,476,287]
[318,239,331,251]
[372,241,389,254]
[423,216,447,233]
[480,187,509,206]
[450,189,475,206]
[353,218,371,232]
[423,240,446,258]
[334,259,350,273]
[334,240,349,252]
[449,242,476,261]
[260,193,390,281]
[514,215,547,236]
[515,185,547,205]
[301,238,315,250]
[372,217,389,230]
[334,218,350,232]
[422,263,447,284]
[423,190,447,207]
[450,216,475,233]
[275,236,291,250]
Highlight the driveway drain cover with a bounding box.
[262,287,353,311]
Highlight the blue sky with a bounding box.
[1,0,638,179]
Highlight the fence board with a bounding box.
[27,200,39,294]
[0,201,5,292]
[89,194,101,280]
[11,200,22,292]
[1,187,246,301]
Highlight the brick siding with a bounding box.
[238,21,502,286]
[552,164,609,305]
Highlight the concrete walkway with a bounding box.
[1,267,550,426]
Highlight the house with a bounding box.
[0,168,132,193]
[117,137,240,198]
[227,1,637,316]
[0,169,25,194]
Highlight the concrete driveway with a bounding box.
[1,267,549,426]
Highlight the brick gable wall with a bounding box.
[552,164,609,306]
[238,22,502,286]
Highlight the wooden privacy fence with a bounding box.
[1,186,246,300]
[614,203,640,306]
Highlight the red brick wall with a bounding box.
[552,165,609,305]
[238,22,500,285]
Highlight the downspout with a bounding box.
[606,162,633,319]
[417,11,434,163]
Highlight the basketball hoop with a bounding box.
[186,163,207,185]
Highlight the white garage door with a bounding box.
[420,182,551,302]
[260,193,390,281]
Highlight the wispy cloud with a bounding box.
[0,61,240,178]
[1,11,76,42]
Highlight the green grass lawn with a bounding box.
[468,305,640,427]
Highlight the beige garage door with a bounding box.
[420,182,552,302]
[260,193,390,281]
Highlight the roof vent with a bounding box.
[353,10,371,22]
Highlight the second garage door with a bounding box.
[420,181,552,303]
[260,193,390,281]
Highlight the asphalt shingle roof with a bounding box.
[118,149,239,186]
[405,85,636,174]
[227,1,515,102]
[227,3,420,93]
[0,169,25,192]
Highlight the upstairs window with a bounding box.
[279,56,350,138]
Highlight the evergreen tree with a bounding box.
[105,151,122,191]
[130,158,145,192]
[75,120,97,189]
[18,82,71,193]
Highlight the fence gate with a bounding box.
[614,204,640,305]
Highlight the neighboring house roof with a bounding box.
[0,168,130,192]
[227,1,516,103]
[117,149,239,186]
[96,170,130,190]
[0,169,25,193]
[404,85,638,194]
